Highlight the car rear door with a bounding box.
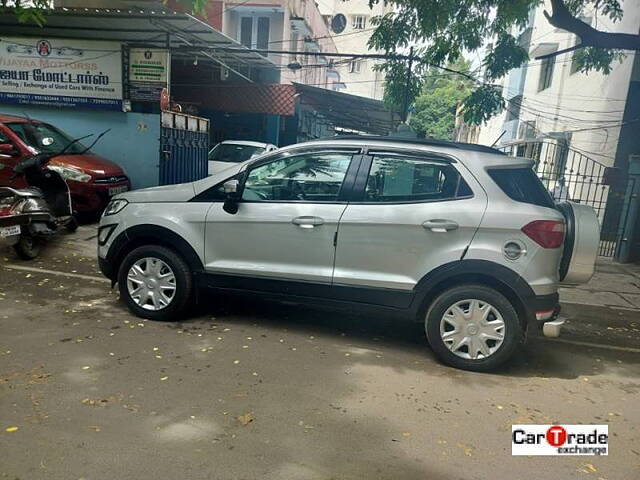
[333,150,487,294]
[203,147,361,284]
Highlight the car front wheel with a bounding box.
[425,284,523,371]
[118,245,193,321]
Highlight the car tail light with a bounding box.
[522,220,565,248]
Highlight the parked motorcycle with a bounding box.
[0,131,108,259]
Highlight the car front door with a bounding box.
[333,151,488,296]
[204,148,359,284]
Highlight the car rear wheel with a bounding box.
[425,285,523,371]
[118,245,193,321]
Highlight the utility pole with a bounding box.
[402,47,414,123]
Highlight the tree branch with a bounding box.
[535,44,583,60]
[544,0,640,51]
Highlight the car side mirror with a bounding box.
[222,179,240,214]
[0,143,19,157]
[223,179,239,195]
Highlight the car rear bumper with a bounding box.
[525,292,563,336]
[529,292,560,321]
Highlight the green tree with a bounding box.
[368,0,639,124]
[408,58,472,140]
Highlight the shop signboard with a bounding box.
[0,37,123,110]
[128,48,169,103]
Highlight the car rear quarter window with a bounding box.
[488,167,555,208]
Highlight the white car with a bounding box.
[208,140,277,175]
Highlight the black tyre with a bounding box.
[425,284,523,372]
[66,217,79,233]
[13,234,41,260]
[117,245,193,321]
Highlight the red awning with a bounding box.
[176,83,401,135]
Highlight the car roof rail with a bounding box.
[311,134,506,156]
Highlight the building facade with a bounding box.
[317,0,390,100]
[473,1,640,171]
[466,0,640,260]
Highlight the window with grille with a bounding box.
[239,16,270,55]
[352,15,366,29]
[538,56,555,91]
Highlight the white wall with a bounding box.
[317,0,391,99]
[477,0,640,169]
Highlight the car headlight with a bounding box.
[103,199,128,216]
[48,165,92,183]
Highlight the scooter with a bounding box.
[0,131,108,259]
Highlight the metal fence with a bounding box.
[159,112,209,186]
[499,141,629,257]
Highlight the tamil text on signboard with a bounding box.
[0,37,123,110]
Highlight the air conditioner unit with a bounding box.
[518,120,537,140]
[220,67,230,81]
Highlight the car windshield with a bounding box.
[6,122,87,155]
[209,143,266,163]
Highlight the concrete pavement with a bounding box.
[561,259,640,311]
[0,226,639,480]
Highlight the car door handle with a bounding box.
[422,219,459,233]
[292,216,325,229]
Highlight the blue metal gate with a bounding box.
[159,111,209,185]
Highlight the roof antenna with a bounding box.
[491,130,506,147]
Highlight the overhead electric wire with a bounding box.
[511,99,625,125]
[265,27,377,46]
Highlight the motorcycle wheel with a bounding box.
[14,234,41,260]
[66,217,79,233]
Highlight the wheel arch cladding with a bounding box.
[413,260,535,328]
[106,225,204,280]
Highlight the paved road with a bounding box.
[1,227,639,480]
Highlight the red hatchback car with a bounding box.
[0,114,130,216]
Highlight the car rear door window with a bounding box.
[363,155,472,203]
[488,167,555,208]
[242,151,352,202]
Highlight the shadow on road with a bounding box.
[176,294,640,382]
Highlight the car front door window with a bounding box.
[242,152,352,202]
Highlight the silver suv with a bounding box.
[98,137,599,371]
